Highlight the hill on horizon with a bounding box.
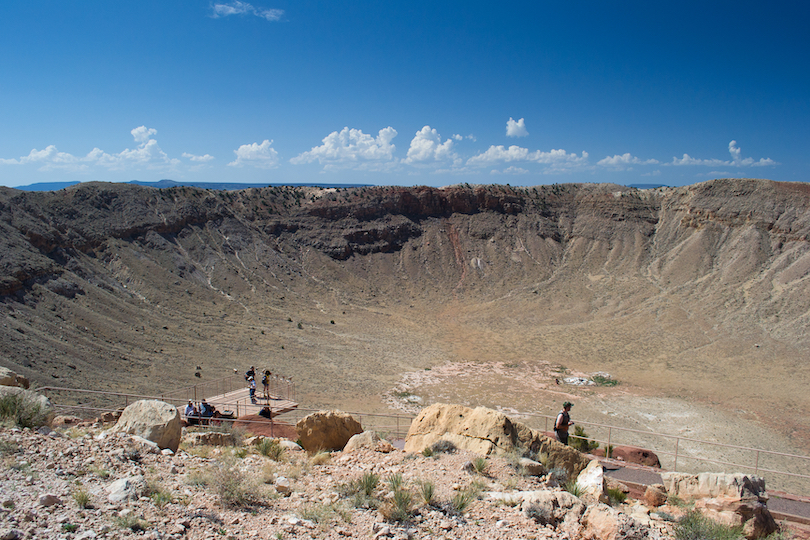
[1,178,809,480]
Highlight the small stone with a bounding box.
[440,520,454,531]
[496,519,508,528]
[38,494,62,507]
[1,530,22,540]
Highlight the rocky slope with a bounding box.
[1,179,810,450]
[1,423,682,540]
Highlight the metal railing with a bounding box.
[158,373,296,403]
[38,386,414,440]
[35,384,810,495]
[518,412,810,496]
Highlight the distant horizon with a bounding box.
[9,178,686,192]
[1,3,806,189]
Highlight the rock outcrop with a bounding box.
[111,399,182,452]
[343,430,395,453]
[0,367,29,389]
[405,403,592,477]
[661,472,777,539]
[295,410,363,452]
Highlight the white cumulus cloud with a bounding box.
[403,126,457,164]
[669,141,777,168]
[182,152,215,162]
[0,126,178,172]
[211,1,284,21]
[228,140,279,168]
[597,153,659,168]
[467,145,588,171]
[506,117,528,138]
[290,127,397,168]
[491,166,529,175]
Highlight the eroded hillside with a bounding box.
[1,179,810,446]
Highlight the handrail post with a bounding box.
[270,405,274,438]
[607,427,612,458]
[674,437,680,472]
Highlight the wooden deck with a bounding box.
[195,387,297,419]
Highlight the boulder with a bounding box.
[518,457,545,476]
[520,490,586,537]
[51,415,83,427]
[644,484,668,507]
[576,460,608,504]
[405,403,591,478]
[295,410,363,452]
[0,367,29,389]
[606,446,661,468]
[107,475,146,503]
[343,431,395,453]
[279,439,303,452]
[695,497,777,539]
[111,400,181,452]
[660,472,766,500]
[582,503,651,540]
[182,431,234,446]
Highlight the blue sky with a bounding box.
[1,1,807,188]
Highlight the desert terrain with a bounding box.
[1,178,809,493]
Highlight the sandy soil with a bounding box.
[380,360,810,496]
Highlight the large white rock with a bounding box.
[660,472,766,500]
[107,475,146,503]
[582,503,652,540]
[576,460,609,504]
[295,410,363,452]
[111,400,181,452]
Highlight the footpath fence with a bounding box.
[36,385,810,496]
[517,412,810,497]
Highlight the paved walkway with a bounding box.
[600,460,810,525]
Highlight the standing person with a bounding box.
[262,370,271,401]
[245,365,255,381]
[554,401,574,445]
[248,376,257,404]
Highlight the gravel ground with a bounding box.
[0,424,684,540]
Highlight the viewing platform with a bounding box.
[161,373,298,419]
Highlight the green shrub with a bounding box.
[421,446,434,457]
[256,438,285,460]
[72,488,91,509]
[0,392,49,429]
[674,510,744,540]
[525,502,554,525]
[450,490,473,513]
[570,426,599,453]
[387,472,405,492]
[430,440,457,454]
[607,486,627,505]
[591,374,618,386]
[472,456,488,475]
[358,472,380,497]
[207,461,263,508]
[115,514,149,532]
[299,502,348,524]
[416,480,435,506]
[563,480,583,497]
